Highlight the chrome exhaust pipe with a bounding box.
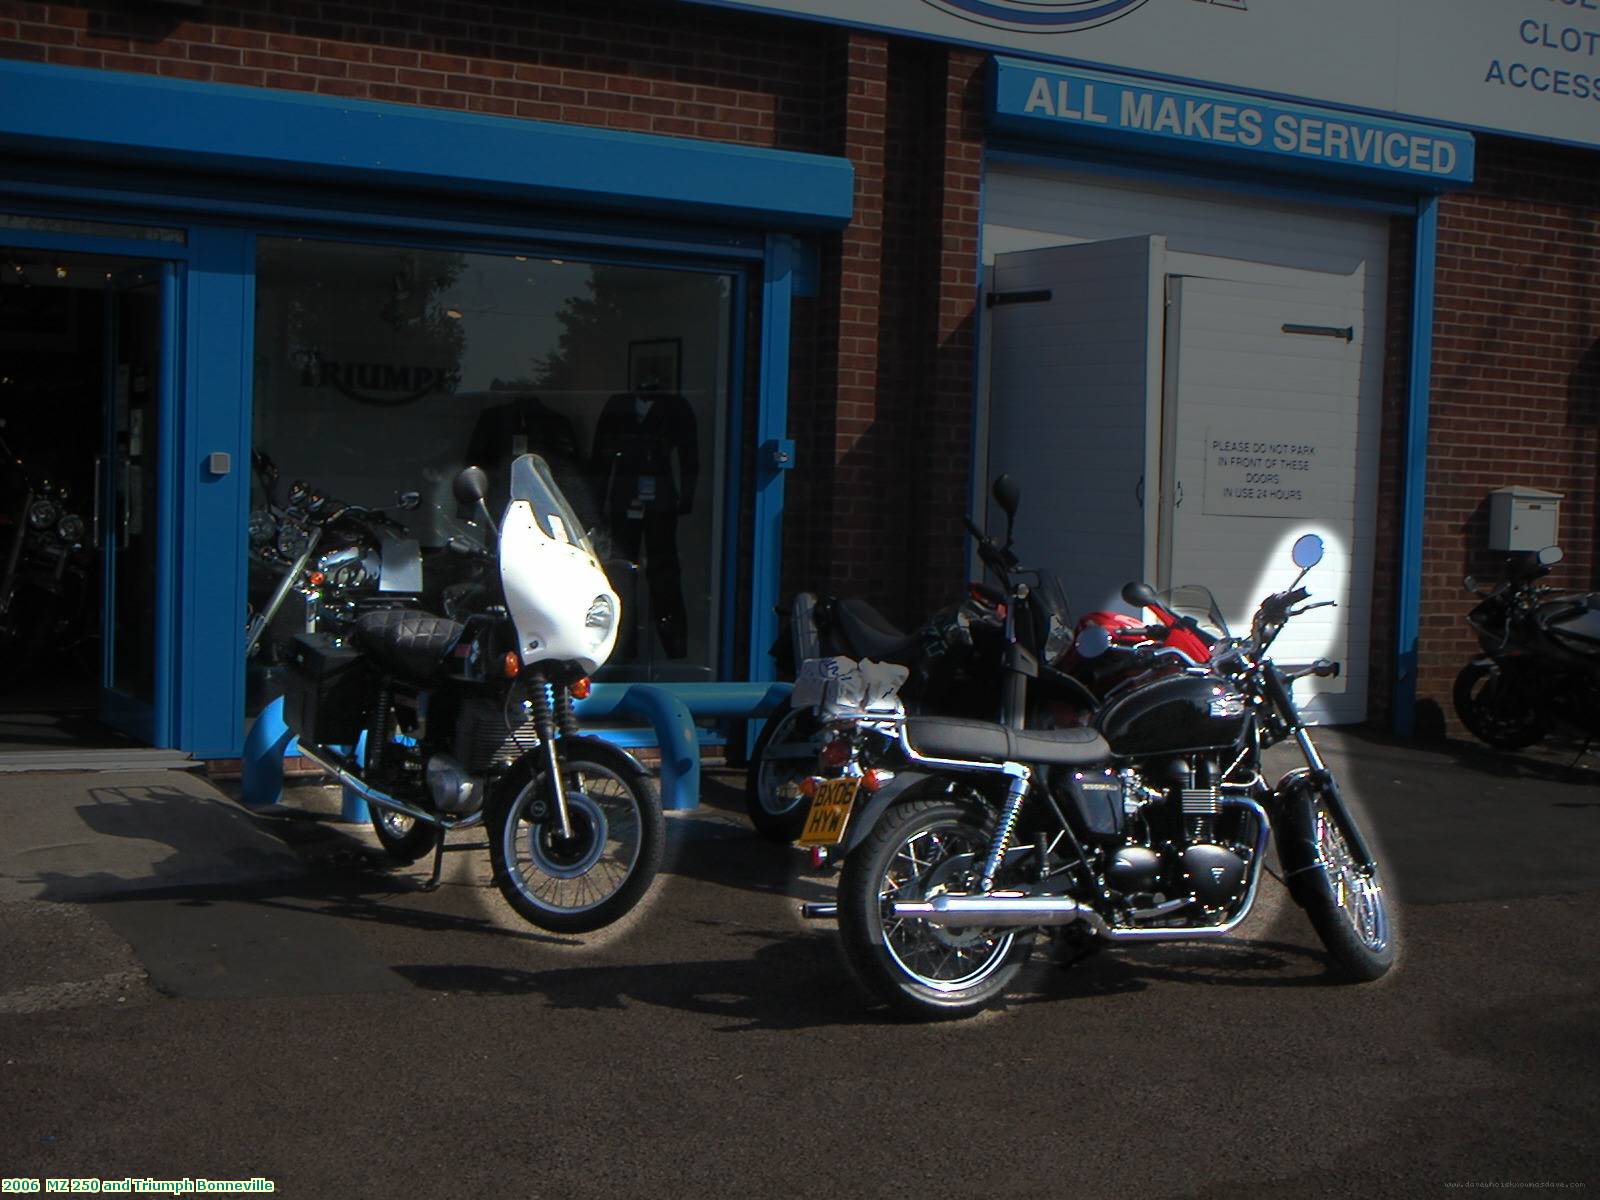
[294,742,479,831]
[801,903,838,920]
[889,893,1110,930]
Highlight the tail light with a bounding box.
[819,736,851,770]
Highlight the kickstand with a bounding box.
[1566,739,1595,777]
[424,828,447,890]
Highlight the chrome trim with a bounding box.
[883,796,1274,944]
[801,902,839,920]
[896,724,1028,780]
[294,742,482,831]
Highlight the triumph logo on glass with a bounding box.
[922,0,1151,34]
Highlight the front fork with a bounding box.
[1265,665,1377,871]
[530,678,579,840]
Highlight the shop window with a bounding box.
[249,237,732,706]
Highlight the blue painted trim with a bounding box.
[749,236,794,685]
[719,268,750,677]
[990,59,1475,192]
[1392,196,1438,739]
[0,60,853,232]
[177,227,255,758]
[153,260,181,747]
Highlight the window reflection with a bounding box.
[249,238,731,707]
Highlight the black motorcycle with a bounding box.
[792,487,1393,1019]
[746,478,1075,841]
[281,457,665,934]
[1452,546,1600,751]
[0,442,92,687]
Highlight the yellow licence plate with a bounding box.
[796,777,860,848]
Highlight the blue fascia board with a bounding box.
[0,60,853,232]
[991,58,1476,193]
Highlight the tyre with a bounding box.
[1452,660,1550,750]
[370,805,439,865]
[1287,785,1396,983]
[743,704,821,843]
[837,795,1033,1020]
[486,741,664,934]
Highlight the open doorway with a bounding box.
[0,246,164,754]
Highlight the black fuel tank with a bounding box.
[1097,671,1250,757]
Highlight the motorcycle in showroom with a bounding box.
[1452,546,1600,751]
[0,435,93,687]
[787,479,1394,1019]
[279,454,665,934]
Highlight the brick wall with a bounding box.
[1410,134,1600,734]
[0,0,828,151]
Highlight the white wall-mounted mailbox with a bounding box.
[1488,486,1562,552]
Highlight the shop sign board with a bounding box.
[990,61,1476,188]
[677,0,1600,150]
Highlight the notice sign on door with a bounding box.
[1203,427,1329,517]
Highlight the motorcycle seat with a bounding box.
[904,716,1110,768]
[835,597,920,663]
[354,609,466,679]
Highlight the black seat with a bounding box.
[354,609,467,680]
[904,716,1110,768]
[835,597,921,663]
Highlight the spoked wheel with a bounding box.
[837,796,1033,1020]
[1297,790,1396,982]
[1452,660,1550,750]
[370,805,439,865]
[486,744,664,934]
[744,704,821,843]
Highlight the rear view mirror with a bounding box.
[1538,546,1565,566]
[1291,534,1325,570]
[1075,623,1111,659]
[992,474,1021,519]
[453,467,489,507]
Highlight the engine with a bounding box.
[1061,753,1255,915]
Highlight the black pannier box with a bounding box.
[282,632,370,747]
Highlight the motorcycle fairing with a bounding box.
[499,455,619,675]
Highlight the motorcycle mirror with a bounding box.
[396,491,421,511]
[1075,623,1111,659]
[991,474,1021,519]
[1291,533,1325,570]
[1538,545,1565,566]
[452,466,489,507]
[1463,575,1478,594]
[1122,580,1160,611]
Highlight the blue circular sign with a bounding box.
[923,0,1151,33]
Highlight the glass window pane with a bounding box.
[249,237,732,707]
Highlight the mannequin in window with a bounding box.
[464,391,592,526]
[590,383,698,660]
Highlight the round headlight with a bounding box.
[247,508,276,546]
[585,593,617,647]
[277,525,311,558]
[56,514,85,545]
[27,498,60,530]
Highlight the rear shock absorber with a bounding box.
[364,678,394,779]
[978,767,1031,892]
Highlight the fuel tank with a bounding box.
[1097,670,1250,757]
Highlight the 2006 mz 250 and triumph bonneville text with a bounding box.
[791,486,1396,1019]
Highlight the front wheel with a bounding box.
[837,795,1033,1020]
[743,704,821,843]
[1281,782,1396,982]
[1452,660,1550,750]
[485,743,665,934]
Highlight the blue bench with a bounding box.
[239,680,792,815]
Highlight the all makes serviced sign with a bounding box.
[673,0,1600,150]
[991,60,1476,187]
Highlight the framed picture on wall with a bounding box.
[628,338,681,393]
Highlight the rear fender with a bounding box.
[839,770,943,857]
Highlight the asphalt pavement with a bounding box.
[0,727,1596,1197]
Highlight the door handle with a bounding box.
[92,454,104,550]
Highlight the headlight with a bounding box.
[585,593,616,646]
[277,525,311,558]
[27,498,59,530]
[247,508,276,546]
[56,514,85,545]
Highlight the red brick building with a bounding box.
[0,1,1593,754]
